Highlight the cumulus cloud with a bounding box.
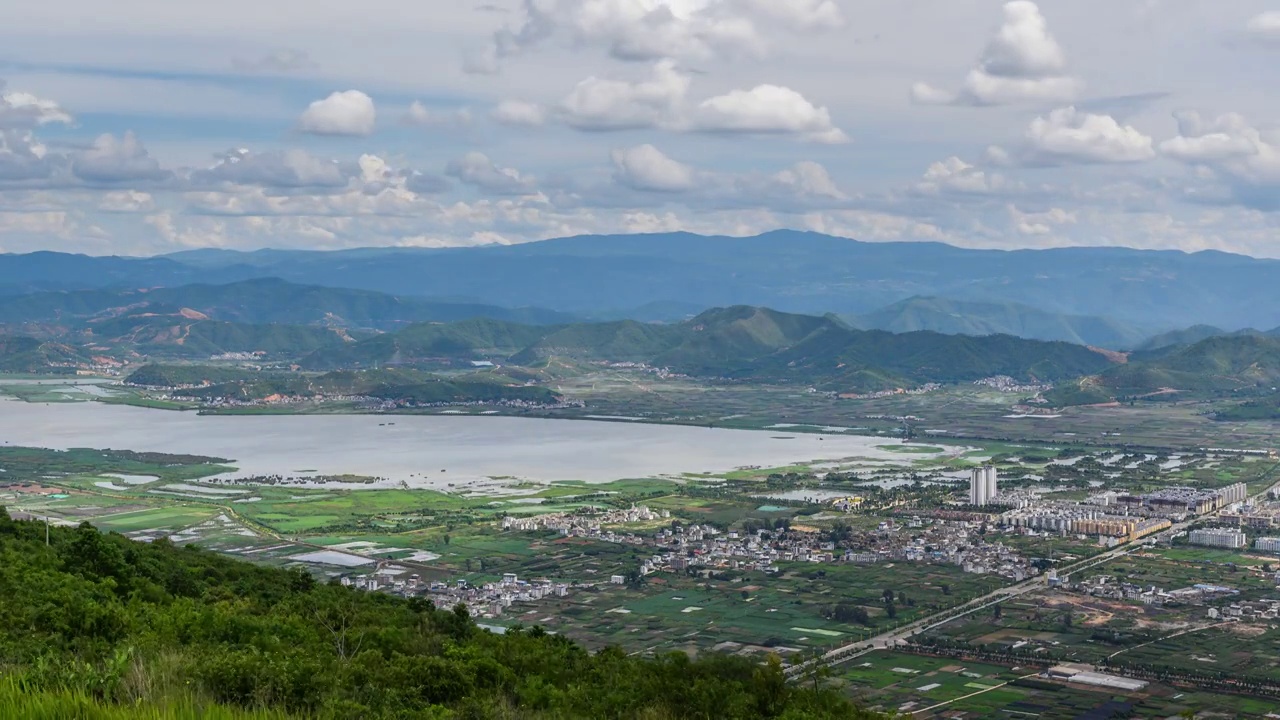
[298,90,376,137]
[911,1,1082,106]
[611,144,695,192]
[98,190,155,213]
[764,161,846,200]
[744,0,843,31]
[0,130,58,182]
[471,0,842,72]
[694,84,848,143]
[0,81,73,129]
[1246,11,1280,44]
[445,152,538,195]
[72,132,170,184]
[560,60,690,130]
[915,157,1010,195]
[1010,205,1077,235]
[402,101,473,129]
[1014,107,1156,165]
[191,148,349,188]
[1159,111,1280,197]
[557,61,845,142]
[491,100,547,127]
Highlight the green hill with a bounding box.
[125,364,271,388]
[0,511,875,719]
[302,318,551,370]
[84,315,355,358]
[510,320,684,365]
[0,335,86,374]
[306,306,1118,392]
[1046,334,1280,406]
[1135,324,1235,352]
[853,296,1150,349]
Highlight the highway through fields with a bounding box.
[785,465,1280,680]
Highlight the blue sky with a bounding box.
[3,0,1280,256]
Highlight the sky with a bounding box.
[3,0,1280,257]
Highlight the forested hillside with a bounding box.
[304,306,1116,391]
[0,511,876,719]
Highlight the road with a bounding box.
[786,466,1280,680]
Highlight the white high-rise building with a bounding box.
[970,466,998,506]
[1188,528,1246,549]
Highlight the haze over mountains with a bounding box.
[6,232,1280,341]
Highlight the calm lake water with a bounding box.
[0,397,928,487]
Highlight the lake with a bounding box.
[0,397,932,488]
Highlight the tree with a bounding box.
[993,604,1002,620]
[885,601,897,620]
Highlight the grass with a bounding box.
[0,680,296,720]
[92,507,219,533]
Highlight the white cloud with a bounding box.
[1246,11,1280,44]
[471,0,843,72]
[611,144,695,192]
[1010,205,1077,235]
[915,157,1009,195]
[0,130,58,182]
[72,132,170,184]
[491,100,547,127]
[1017,107,1155,165]
[402,101,473,129]
[98,190,155,213]
[744,0,843,31]
[912,1,1082,107]
[445,152,538,195]
[764,161,847,200]
[694,85,849,143]
[0,81,73,128]
[560,59,690,130]
[191,148,349,188]
[1159,111,1280,193]
[297,90,376,137]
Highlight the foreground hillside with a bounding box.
[0,511,875,719]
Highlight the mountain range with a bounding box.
[849,297,1153,349]
[1046,334,1280,407]
[5,232,1280,333]
[302,306,1119,392]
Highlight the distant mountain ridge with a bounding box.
[304,305,1118,392]
[851,296,1153,349]
[0,278,574,330]
[3,232,1280,331]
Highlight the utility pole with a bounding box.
[45,516,50,546]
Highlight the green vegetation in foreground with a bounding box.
[0,510,879,720]
[0,679,295,720]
